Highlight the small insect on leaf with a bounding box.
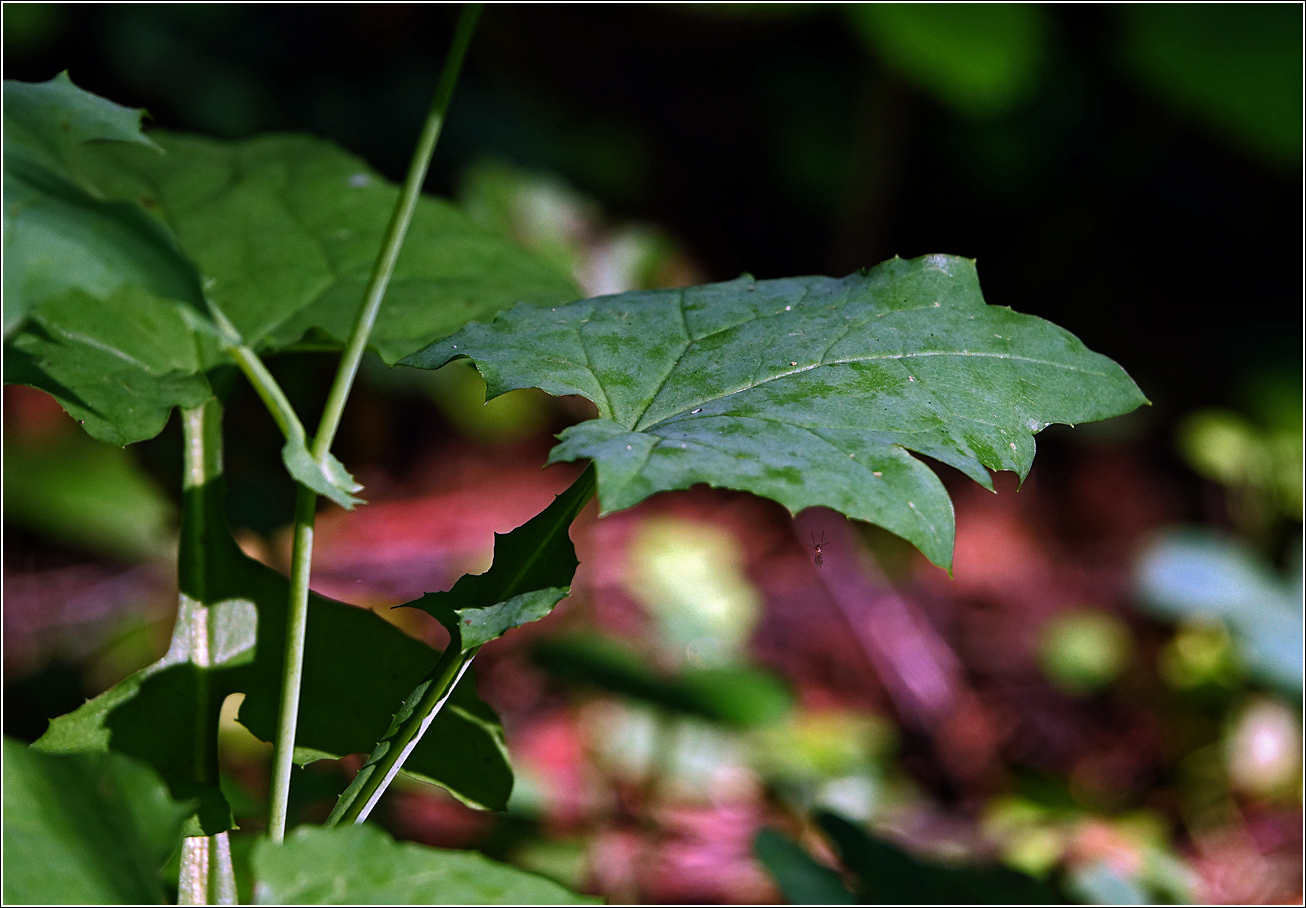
[808,531,826,568]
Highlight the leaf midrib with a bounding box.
[631,347,1111,432]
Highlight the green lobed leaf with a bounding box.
[2,71,161,179]
[324,467,596,827]
[402,464,596,649]
[35,476,514,831]
[3,735,194,905]
[5,78,577,448]
[3,161,209,340]
[3,73,203,339]
[280,437,366,510]
[4,78,219,448]
[251,824,598,905]
[74,131,581,364]
[3,285,214,444]
[33,659,238,836]
[402,254,1148,569]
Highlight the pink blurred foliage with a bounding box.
[506,709,607,834]
[305,447,587,613]
[298,438,1300,903]
[2,561,174,679]
[1190,823,1304,905]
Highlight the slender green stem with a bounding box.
[205,296,300,443]
[266,3,483,842]
[312,2,482,460]
[266,483,318,842]
[176,399,237,905]
[179,835,235,906]
[178,399,224,600]
[224,342,309,446]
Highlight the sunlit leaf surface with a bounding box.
[404,254,1147,568]
[4,81,577,445]
[75,131,579,365]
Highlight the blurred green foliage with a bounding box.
[758,809,1070,904]
[982,796,1198,903]
[534,633,793,730]
[753,827,857,904]
[425,358,556,445]
[0,3,66,58]
[3,736,194,904]
[457,157,690,297]
[624,516,762,667]
[1157,620,1240,691]
[1178,374,1304,539]
[846,4,1049,117]
[1117,4,1303,165]
[4,431,176,562]
[1036,608,1135,697]
[1136,528,1302,694]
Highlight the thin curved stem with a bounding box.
[312,3,482,459]
[224,341,308,446]
[266,2,483,843]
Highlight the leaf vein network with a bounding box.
[646,413,930,515]
[631,288,694,431]
[575,304,616,419]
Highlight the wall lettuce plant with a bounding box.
[2,10,1146,903]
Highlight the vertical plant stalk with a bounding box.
[179,835,236,907]
[176,399,238,906]
[266,2,484,843]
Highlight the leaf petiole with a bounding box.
[325,645,479,827]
